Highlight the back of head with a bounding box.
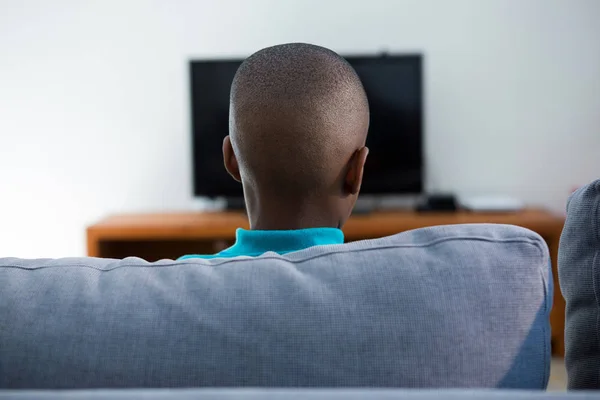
[229,43,369,200]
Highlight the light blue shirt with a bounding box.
[179,227,345,259]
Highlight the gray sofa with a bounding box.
[1,389,598,399]
[559,178,600,389]
[1,223,551,390]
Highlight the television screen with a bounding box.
[190,54,423,198]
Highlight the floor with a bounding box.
[548,357,567,391]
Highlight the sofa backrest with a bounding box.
[0,224,551,389]
[559,178,600,389]
[0,389,592,400]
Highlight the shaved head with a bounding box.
[224,43,370,229]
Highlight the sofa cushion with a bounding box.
[0,224,551,389]
[559,179,600,389]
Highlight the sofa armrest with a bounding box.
[559,179,600,389]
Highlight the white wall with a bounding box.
[0,0,599,257]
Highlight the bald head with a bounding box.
[228,43,369,198]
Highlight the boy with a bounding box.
[182,43,369,259]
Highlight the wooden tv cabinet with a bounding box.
[87,208,566,356]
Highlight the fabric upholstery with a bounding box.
[0,224,551,389]
[0,389,593,400]
[559,178,600,389]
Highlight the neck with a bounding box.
[250,212,341,231]
[245,192,343,231]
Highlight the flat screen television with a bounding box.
[190,54,423,201]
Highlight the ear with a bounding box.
[344,146,369,195]
[223,135,242,182]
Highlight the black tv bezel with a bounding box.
[189,53,425,199]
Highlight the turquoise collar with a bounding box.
[222,228,345,257]
[180,227,345,259]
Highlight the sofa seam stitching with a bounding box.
[0,237,546,272]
